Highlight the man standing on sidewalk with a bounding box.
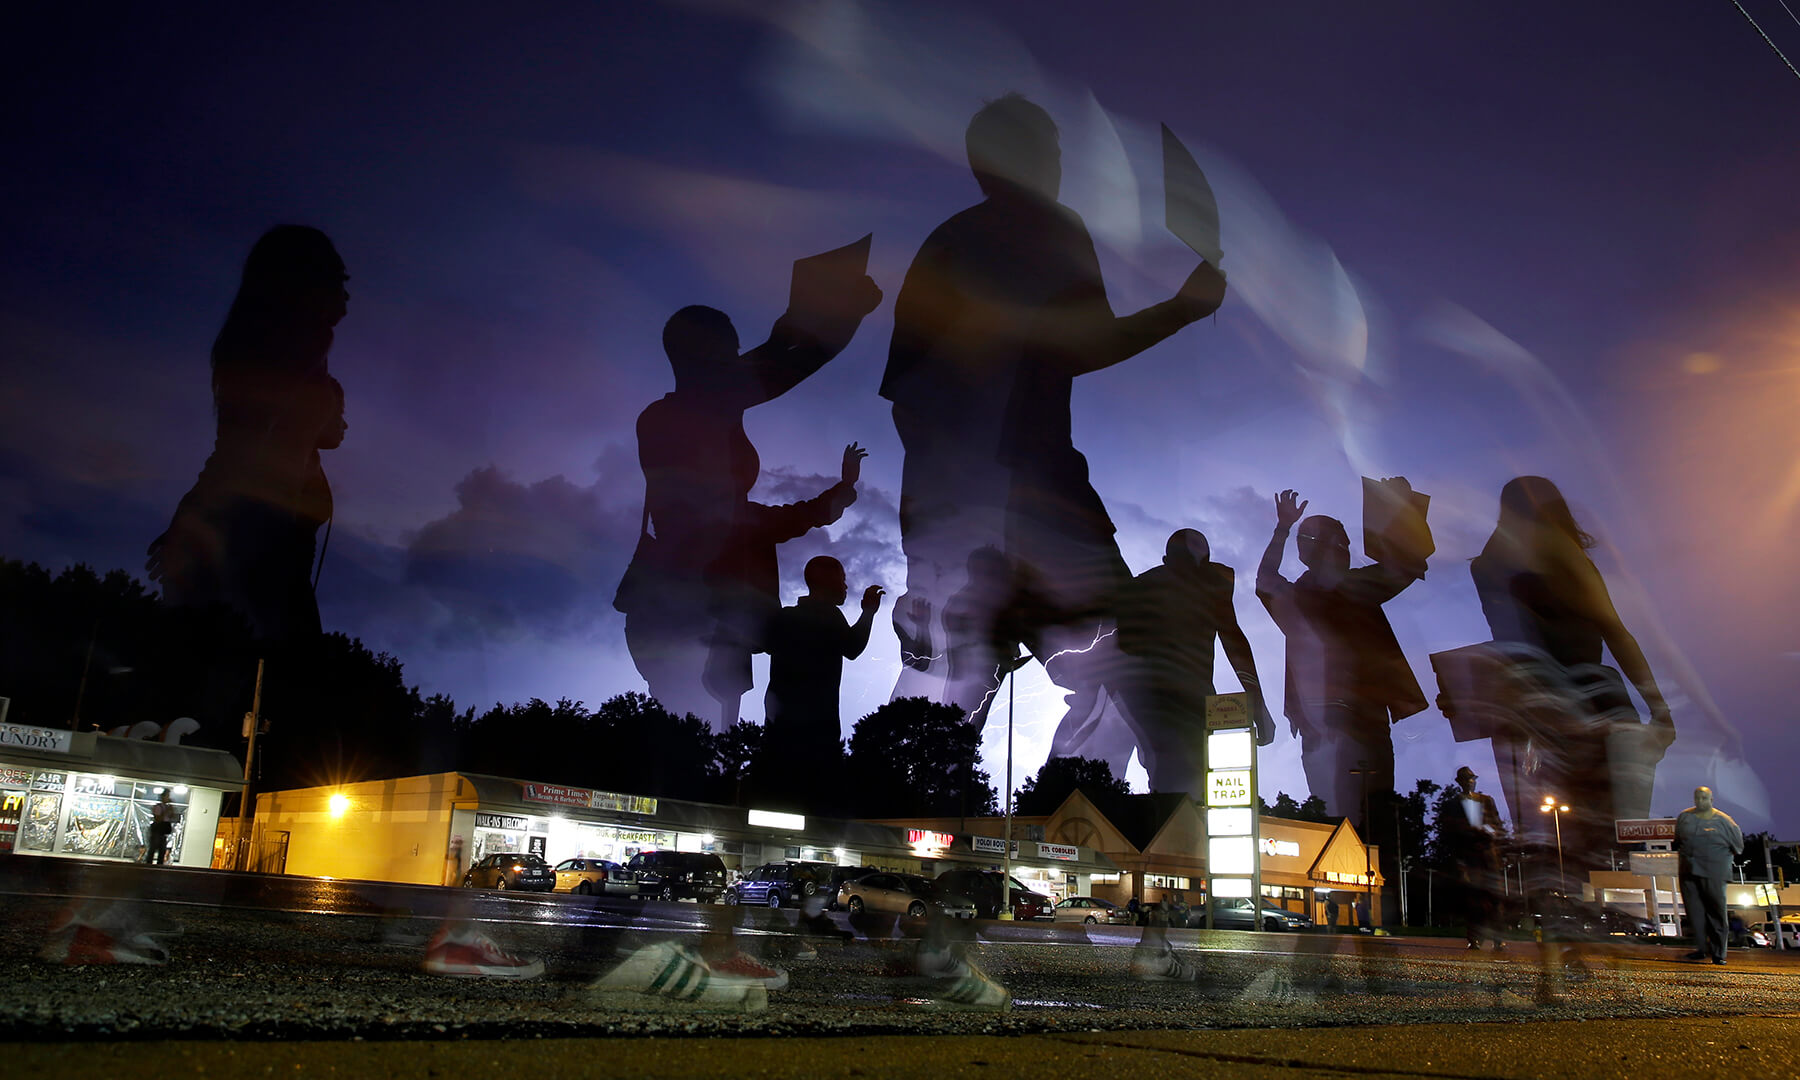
[1675,785,1742,965]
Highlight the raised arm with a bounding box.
[1217,599,1273,746]
[1257,490,1307,597]
[734,276,884,409]
[1556,544,1672,732]
[846,584,884,660]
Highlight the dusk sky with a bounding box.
[6,2,1799,833]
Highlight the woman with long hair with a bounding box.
[147,225,350,643]
[1471,476,1674,882]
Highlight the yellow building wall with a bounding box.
[258,773,463,885]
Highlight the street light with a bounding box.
[1349,761,1376,931]
[1539,796,1571,891]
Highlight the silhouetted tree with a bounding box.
[713,720,764,805]
[1014,755,1130,816]
[845,697,996,818]
[1258,791,1335,823]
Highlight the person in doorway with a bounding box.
[145,791,180,866]
[1325,895,1340,931]
[1676,785,1742,965]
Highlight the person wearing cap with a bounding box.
[1449,765,1505,950]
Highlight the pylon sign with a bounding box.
[1203,692,1260,926]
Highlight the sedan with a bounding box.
[1210,897,1316,931]
[1054,896,1132,925]
[552,857,633,896]
[462,853,555,892]
[837,872,977,919]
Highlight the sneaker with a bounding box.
[915,943,968,979]
[788,939,819,962]
[1466,941,1482,950]
[709,950,789,990]
[594,942,768,1011]
[40,923,170,965]
[930,966,1012,1011]
[1129,945,1197,982]
[422,926,544,979]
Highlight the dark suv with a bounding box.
[626,850,727,903]
[724,862,816,908]
[934,869,1054,920]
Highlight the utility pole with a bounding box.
[998,654,1017,920]
[237,658,266,871]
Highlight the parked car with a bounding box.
[626,850,727,903]
[462,852,555,892]
[724,862,823,908]
[837,872,977,919]
[1750,919,1800,948]
[1053,896,1133,925]
[1209,897,1315,931]
[551,857,633,896]
[934,869,1054,921]
[824,865,876,910]
[1516,891,1651,941]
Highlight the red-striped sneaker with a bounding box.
[422,926,544,979]
[709,950,789,990]
[40,923,170,965]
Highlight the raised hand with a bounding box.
[861,584,886,613]
[1176,262,1228,319]
[841,442,868,485]
[1274,489,1308,529]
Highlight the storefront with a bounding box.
[0,722,240,867]
[258,772,945,888]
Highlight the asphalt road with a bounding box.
[3,856,1796,1042]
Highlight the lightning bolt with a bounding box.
[971,626,1117,722]
[900,650,946,666]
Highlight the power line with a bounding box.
[1777,0,1800,31]
[1731,0,1800,83]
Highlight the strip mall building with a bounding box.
[874,789,1384,928]
[253,772,1121,890]
[0,721,241,867]
[253,772,1377,923]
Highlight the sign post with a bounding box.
[1202,693,1258,929]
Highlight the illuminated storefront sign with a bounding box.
[1259,837,1301,857]
[0,724,72,754]
[475,813,530,831]
[1207,770,1251,806]
[1037,842,1078,861]
[522,783,657,816]
[748,809,805,831]
[972,835,1017,856]
[907,829,954,855]
[1203,694,1259,926]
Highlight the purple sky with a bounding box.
[5,1,1799,833]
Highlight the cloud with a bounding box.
[400,452,643,645]
[752,467,906,601]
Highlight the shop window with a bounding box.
[62,793,132,858]
[1090,872,1121,885]
[19,792,61,851]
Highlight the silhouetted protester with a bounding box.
[144,790,181,866]
[1116,528,1272,794]
[1447,766,1505,950]
[1325,895,1340,931]
[147,225,350,644]
[1257,484,1429,914]
[1469,476,1674,878]
[750,556,884,813]
[1676,785,1742,965]
[616,275,881,732]
[879,93,1227,775]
